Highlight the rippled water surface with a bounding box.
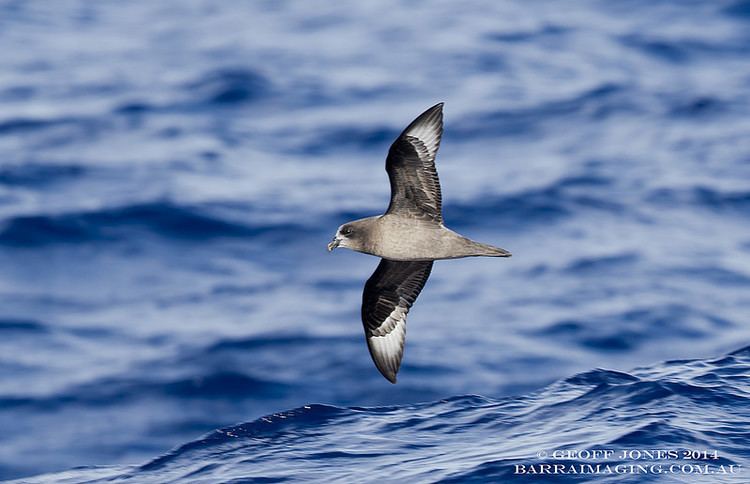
[15,347,750,483]
[1,0,750,481]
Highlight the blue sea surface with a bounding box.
[1,0,750,482]
[13,347,750,483]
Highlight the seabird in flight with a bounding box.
[327,103,511,383]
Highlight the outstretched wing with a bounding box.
[385,103,444,223]
[361,259,433,383]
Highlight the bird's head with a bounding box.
[327,219,372,253]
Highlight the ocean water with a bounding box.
[1,0,749,482]
[13,347,750,483]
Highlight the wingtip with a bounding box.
[414,102,444,120]
[398,102,444,146]
[382,370,398,384]
[429,102,444,113]
[373,357,400,383]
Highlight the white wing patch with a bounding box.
[402,105,442,163]
[366,303,408,383]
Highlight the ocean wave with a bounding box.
[564,252,640,274]
[0,317,49,333]
[485,24,569,43]
[444,174,621,229]
[14,346,750,483]
[185,67,272,107]
[0,202,309,246]
[1,371,290,412]
[111,67,273,116]
[296,125,399,155]
[0,163,86,187]
[451,83,639,139]
[620,33,750,64]
[0,116,94,136]
[724,0,750,18]
[535,304,727,352]
[646,186,750,213]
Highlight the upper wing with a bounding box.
[361,259,433,383]
[385,103,444,223]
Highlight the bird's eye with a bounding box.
[342,226,353,236]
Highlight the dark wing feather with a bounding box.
[385,103,444,223]
[361,259,433,383]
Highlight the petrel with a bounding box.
[327,103,511,383]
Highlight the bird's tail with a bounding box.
[468,240,512,257]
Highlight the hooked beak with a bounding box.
[327,237,341,252]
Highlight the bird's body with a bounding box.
[328,103,511,383]
[342,214,510,261]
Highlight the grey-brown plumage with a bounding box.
[328,103,511,383]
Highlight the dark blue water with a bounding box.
[1,0,750,482]
[14,347,750,483]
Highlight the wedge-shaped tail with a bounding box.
[465,240,512,257]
